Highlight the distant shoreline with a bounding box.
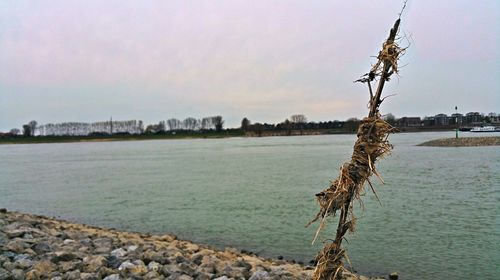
[417,136,500,147]
[0,132,243,145]
[0,127,463,145]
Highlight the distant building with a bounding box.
[397,117,421,127]
[450,113,464,126]
[487,112,500,124]
[434,114,449,126]
[465,112,483,125]
[422,116,435,126]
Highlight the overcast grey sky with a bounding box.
[0,0,498,130]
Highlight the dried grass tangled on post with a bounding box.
[307,17,406,280]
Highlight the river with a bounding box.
[0,131,498,279]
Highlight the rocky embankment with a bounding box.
[417,136,500,147]
[0,209,384,280]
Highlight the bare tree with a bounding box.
[290,114,307,134]
[183,117,199,131]
[282,119,292,136]
[22,124,31,137]
[290,114,307,124]
[28,120,37,136]
[213,116,224,132]
[138,120,144,134]
[9,128,20,135]
[241,117,251,132]
[167,118,181,131]
[38,120,143,136]
[201,117,213,130]
[158,121,166,132]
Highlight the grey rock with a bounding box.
[2,261,15,271]
[80,272,99,280]
[103,274,121,280]
[4,221,24,231]
[132,260,148,275]
[23,233,34,240]
[127,245,139,252]
[198,263,216,274]
[80,238,93,247]
[32,260,57,277]
[64,270,81,280]
[2,251,16,260]
[13,253,31,261]
[213,277,229,280]
[52,251,77,262]
[5,239,27,253]
[269,267,292,277]
[175,255,187,264]
[160,264,183,277]
[49,272,63,279]
[14,258,34,269]
[96,266,115,279]
[59,261,83,272]
[32,242,52,254]
[220,265,248,279]
[118,260,147,276]
[178,262,196,276]
[24,269,39,280]
[0,232,8,245]
[107,255,122,269]
[83,255,107,273]
[191,253,203,265]
[51,277,63,280]
[143,250,164,264]
[177,275,194,280]
[111,248,127,258]
[118,261,135,272]
[64,238,75,244]
[94,246,112,254]
[64,231,87,240]
[93,237,112,254]
[0,268,11,280]
[194,272,213,280]
[165,273,181,280]
[11,269,25,280]
[5,229,26,238]
[249,270,271,280]
[144,271,161,279]
[147,261,161,272]
[234,259,252,271]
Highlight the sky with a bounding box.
[0,0,499,130]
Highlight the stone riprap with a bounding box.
[0,209,383,280]
[417,136,500,147]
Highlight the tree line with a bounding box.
[240,114,360,136]
[145,116,224,133]
[6,116,225,137]
[5,111,497,137]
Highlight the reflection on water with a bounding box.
[0,132,499,279]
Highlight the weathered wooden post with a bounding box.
[308,17,407,280]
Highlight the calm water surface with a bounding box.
[1,132,499,279]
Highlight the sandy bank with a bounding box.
[417,136,500,147]
[0,209,388,280]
